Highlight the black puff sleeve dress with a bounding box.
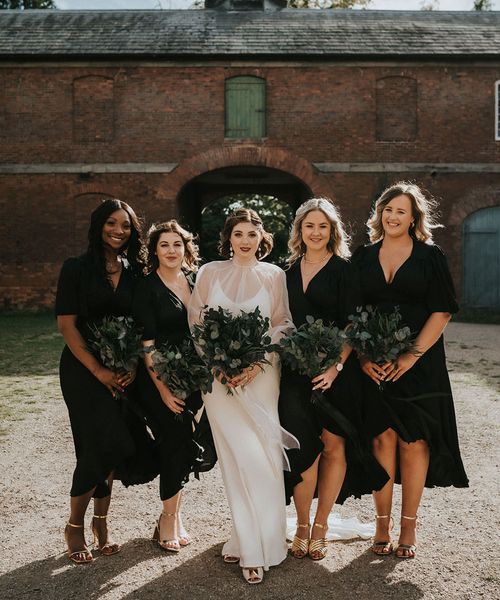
[352,241,469,488]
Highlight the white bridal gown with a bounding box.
[188,258,299,570]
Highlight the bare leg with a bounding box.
[65,487,96,563]
[396,439,429,557]
[290,454,320,557]
[371,428,398,554]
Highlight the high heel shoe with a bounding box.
[91,515,121,556]
[370,514,394,556]
[308,522,328,561]
[242,566,264,584]
[290,522,310,559]
[65,522,93,565]
[152,511,180,553]
[395,515,417,559]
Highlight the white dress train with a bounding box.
[188,258,298,570]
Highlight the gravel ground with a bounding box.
[0,322,499,600]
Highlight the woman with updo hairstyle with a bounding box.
[133,220,203,553]
[279,198,388,561]
[188,208,298,585]
[353,182,468,559]
[56,198,152,565]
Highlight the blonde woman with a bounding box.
[279,198,388,561]
[353,182,468,559]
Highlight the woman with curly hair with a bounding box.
[56,198,149,564]
[133,220,203,553]
[353,182,468,559]
[280,198,388,561]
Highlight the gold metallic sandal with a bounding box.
[152,511,180,553]
[395,515,417,559]
[65,522,93,565]
[308,522,328,561]
[290,522,310,559]
[370,514,394,556]
[91,515,121,556]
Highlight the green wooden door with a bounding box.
[463,206,500,308]
[225,76,266,138]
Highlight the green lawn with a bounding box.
[0,313,64,438]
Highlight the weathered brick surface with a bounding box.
[0,63,499,308]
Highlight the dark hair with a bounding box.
[145,220,199,273]
[86,198,145,276]
[218,208,273,259]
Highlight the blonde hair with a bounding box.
[287,198,351,266]
[367,182,442,244]
[146,220,199,272]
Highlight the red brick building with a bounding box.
[0,3,499,308]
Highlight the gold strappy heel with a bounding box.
[65,522,93,564]
[152,511,180,553]
[308,522,328,561]
[290,522,310,559]
[370,514,394,556]
[91,514,121,556]
[395,515,417,559]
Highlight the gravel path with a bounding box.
[0,322,498,600]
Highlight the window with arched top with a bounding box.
[495,80,500,141]
[73,76,115,143]
[376,76,417,142]
[225,76,266,139]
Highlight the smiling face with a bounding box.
[156,231,185,270]
[229,221,262,261]
[381,194,414,239]
[101,209,132,253]
[300,210,331,254]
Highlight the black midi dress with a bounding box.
[278,256,389,505]
[352,240,469,488]
[133,271,203,501]
[56,256,157,498]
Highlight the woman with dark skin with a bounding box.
[56,199,146,564]
[133,220,202,552]
[353,182,468,559]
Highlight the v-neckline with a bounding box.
[155,270,191,310]
[377,241,414,286]
[299,255,333,295]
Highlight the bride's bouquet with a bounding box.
[149,338,214,421]
[277,315,344,403]
[88,315,144,398]
[343,305,419,388]
[191,306,275,395]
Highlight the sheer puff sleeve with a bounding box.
[425,245,459,315]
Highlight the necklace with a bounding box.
[303,253,331,264]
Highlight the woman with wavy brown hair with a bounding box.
[353,182,468,559]
[279,198,388,561]
[133,220,203,553]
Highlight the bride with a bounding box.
[188,208,298,584]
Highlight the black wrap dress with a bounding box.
[278,255,389,505]
[133,271,203,501]
[352,240,469,488]
[56,256,157,498]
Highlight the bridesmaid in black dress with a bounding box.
[279,198,388,561]
[133,220,202,552]
[353,182,468,559]
[56,199,147,564]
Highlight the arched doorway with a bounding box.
[177,165,311,261]
[463,206,500,308]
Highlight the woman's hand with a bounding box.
[359,357,391,385]
[230,364,261,388]
[160,388,186,415]
[311,364,340,391]
[384,353,419,382]
[93,366,124,395]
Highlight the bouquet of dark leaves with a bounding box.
[88,315,144,399]
[150,338,214,421]
[191,305,274,395]
[343,305,419,389]
[278,315,344,403]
